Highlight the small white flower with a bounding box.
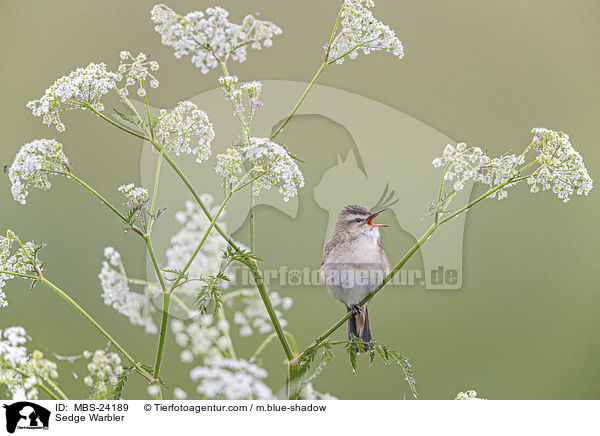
[118,183,150,211]
[173,387,188,399]
[190,356,275,400]
[98,247,158,335]
[230,290,292,337]
[215,148,244,188]
[527,128,593,202]
[156,101,215,163]
[455,390,486,400]
[241,138,305,201]
[431,127,593,205]
[0,327,59,400]
[83,349,123,388]
[327,0,404,65]
[432,143,519,200]
[9,139,71,205]
[218,76,264,126]
[151,5,282,74]
[147,384,161,396]
[116,51,160,97]
[0,232,42,309]
[27,63,119,131]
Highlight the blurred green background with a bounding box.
[1,0,599,399]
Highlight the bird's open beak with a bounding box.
[367,210,388,227]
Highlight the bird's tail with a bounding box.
[347,306,372,353]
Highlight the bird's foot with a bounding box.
[349,304,362,315]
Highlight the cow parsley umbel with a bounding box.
[216,138,304,201]
[327,0,404,65]
[0,231,42,309]
[155,101,215,163]
[242,138,305,201]
[9,139,71,205]
[0,327,60,400]
[151,4,282,74]
[27,63,119,131]
[432,142,519,200]
[117,51,160,97]
[82,349,123,388]
[526,128,593,202]
[118,183,150,212]
[99,247,159,335]
[190,356,275,400]
[431,127,593,204]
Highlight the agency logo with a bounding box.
[2,402,50,433]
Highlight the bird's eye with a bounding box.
[354,218,362,223]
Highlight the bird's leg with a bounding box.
[349,304,362,315]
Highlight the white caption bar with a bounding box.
[1,400,597,435]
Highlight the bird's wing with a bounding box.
[378,240,391,275]
[322,239,334,266]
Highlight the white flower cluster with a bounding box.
[172,317,233,363]
[455,390,486,400]
[0,327,59,400]
[215,148,244,188]
[151,4,282,74]
[216,138,304,201]
[82,349,123,389]
[155,101,215,163]
[0,231,40,309]
[117,51,160,97]
[219,76,263,109]
[118,183,150,212]
[165,197,230,300]
[432,142,520,200]
[232,289,292,337]
[9,139,71,205]
[526,128,593,202]
[98,247,158,334]
[432,128,593,203]
[327,0,404,64]
[244,137,305,201]
[190,356,274,399]
[301,383,338,400]
[218,76,264,130]
[27,63,119,131]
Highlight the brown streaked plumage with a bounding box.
[320,204,390,352]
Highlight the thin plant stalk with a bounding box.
[33,276,155,383]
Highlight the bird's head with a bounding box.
[334,204,388,238]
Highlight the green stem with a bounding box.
[217,309,237,359]
[150,154,163,216]
[67,173,128,222]
[438,178,524,225]
[167,190,234,293]
[36,381,60,400]
[251,330,298,362]
[89,100,295,365]
[270,61,327,141]
[0,270,37,280]
[249,190,255,252]
[37,276,154,383]
[143,237,170,386]
[14,369,67,400]
[142,79,154,141]
[86,105,149,141]
[45,378,69,400]
[244,260,295,361]
[301,177,531,357]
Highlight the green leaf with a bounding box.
[113,109,142,126]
